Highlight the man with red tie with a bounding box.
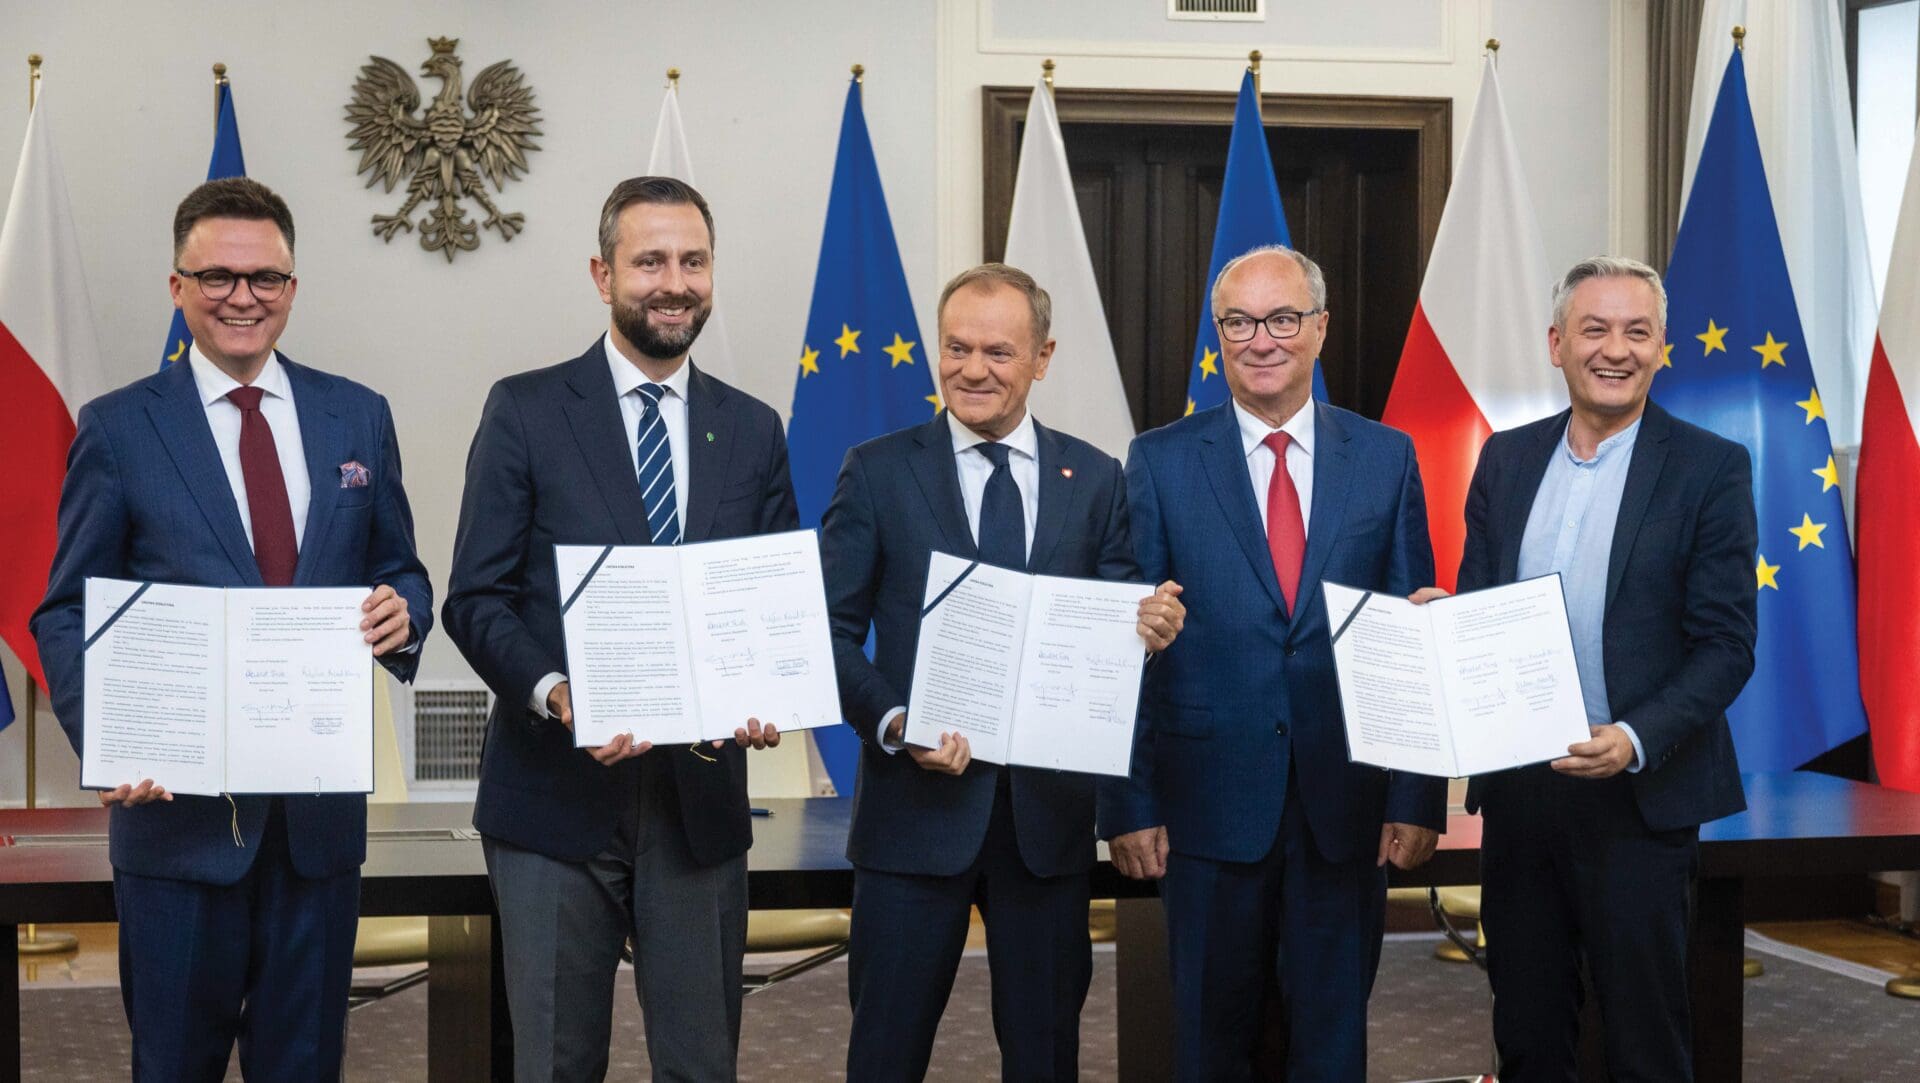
[1099,245,1444,1080]
[33,177,432,1082]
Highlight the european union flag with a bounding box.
[1655,50,1867,770]
[1184,70,1324,415]
[162,79,247,368]
[787,74,936,793]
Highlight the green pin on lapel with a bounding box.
[706,432,715,442]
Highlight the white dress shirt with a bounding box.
[531,337,697,719]
[1234,396,1315,539]
[876,410,1043,751]
[187,346,311,550]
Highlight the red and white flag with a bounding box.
[1381,57,1560,589]
[1857,122,1920,793]
[0,87,108,689]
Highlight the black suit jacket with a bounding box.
[444,343,799,866]
[821,413,1140,878]
[1458,402,1757,830]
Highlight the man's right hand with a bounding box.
[550,681,652,766]
[1110,825,1168,880]
[99,779,171,808]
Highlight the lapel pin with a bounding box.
[706,432,715,442]
[1060,467,1073,479]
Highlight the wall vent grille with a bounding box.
[411,682,492,783]
[1169,0,1264,21]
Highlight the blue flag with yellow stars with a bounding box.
[1655,49,1867,770]
[1184,70,1324,416]
[787,74,936,794]
[162,78,247,368]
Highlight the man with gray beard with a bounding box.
[444,176,796,1082]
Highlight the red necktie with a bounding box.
[226,386,298,586]
[1263,431,1305,614]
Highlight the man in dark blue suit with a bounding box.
[443,177,791,1082]
[823,263,1185,1081]
[1099,246,1445,1081]
[1433,257,1756,1080]
[32,177,432,1082]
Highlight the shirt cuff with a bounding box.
[1615,721,1646,773]
[531,672,567,719]
[877,706,907,754]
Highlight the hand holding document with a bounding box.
[906,551,1149,776]
[555,530,842,747]
[82,579,375,797]
[1323,575,1591,778]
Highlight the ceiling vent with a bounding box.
[1169,0,1264,21]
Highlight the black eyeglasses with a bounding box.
[175,267,294,301]
[1216,309,1322,343]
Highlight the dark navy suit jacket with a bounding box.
[822,413,1140,879]
[1098,400,1446,865]
[1459,403,1756,830]
[444,344,797,868]
[32,355,432,885]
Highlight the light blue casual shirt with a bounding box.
[1516,417,1646,772]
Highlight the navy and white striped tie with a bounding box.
[634,383,681,545]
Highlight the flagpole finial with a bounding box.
[1485,38,1499,54]
[1248,49,1262,93]
[1042,58,1054,92]
[1732,25,1745,50]
[27,53,41,110]
[666,67,679,89]
[851,63,864,84]
[212,62,227,85]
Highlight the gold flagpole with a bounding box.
[666,67,679,91]
[212,61,227,126]
[1248,49,1262,95]
[1042,58,1054,95]
[1485,38,1500,65]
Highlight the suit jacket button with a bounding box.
[1275,723,1288,736]
[1285,647,1297,657]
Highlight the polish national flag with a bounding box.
[1856,123,1920,793]
[1380,56,1560,590]
[0,87,108,689]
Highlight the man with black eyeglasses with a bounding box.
[33,177,432,1082]
[1099,245,1444,1080]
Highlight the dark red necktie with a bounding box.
[1263,431,1305,614]
[226,386,298,586]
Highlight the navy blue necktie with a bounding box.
[634,383,681,545]
[975,442,1026,570]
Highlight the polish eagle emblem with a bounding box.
[345,37,542,261]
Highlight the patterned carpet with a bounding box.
[15,936,1919,1080]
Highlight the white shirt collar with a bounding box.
[188,345,291,408]
[946,409,1039,461]
[603,331,692,401]
[1233,396,1315,460]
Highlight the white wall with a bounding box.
[0,0,1628,803]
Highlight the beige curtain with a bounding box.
[1647,0,1705,272]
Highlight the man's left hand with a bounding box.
[1137,580,1186,652]
[1377,822,1438,870]
[1552,724,1635,779]
[716,716,781,750]
[360,585,411,656]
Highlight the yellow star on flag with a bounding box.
[1755,555,1780,591]
[1184,398,1196,417]
[884,334,917,368]
[1813,456,1840,492]
[1696,319,1729,356]
[1661,343,1673,369]
[925,392,943,414]
[1788,513,1827,551]
[1794,387,1824,423]
[797,345,820,377]
[834,324,861,358]
[1752,332,1789,368]
[1199,347,1219,381]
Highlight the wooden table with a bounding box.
[6,772,1920,1082]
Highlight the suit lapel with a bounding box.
[907,413,977,558]
[285,358,342,586]
[683,364,733,543]
[1292,402,1352,629]
[1028,420,1073,572]
[1496,411,1568,583]
[1605,404,1671,612]
[1196,402,1286,615]
[562,347,650,545]
[145,359,262,585]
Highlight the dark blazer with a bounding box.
[444,343,797,867]
[32,355,433,884]
[1458,402,1756,830]
[822,413,1140,879]
[1097,400,1445,866]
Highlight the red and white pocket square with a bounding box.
[339,461,371,488]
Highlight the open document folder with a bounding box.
[83,578,375,796]
[555,529,842,747]
[1324,575,1591,778]
[906,551,1149,776]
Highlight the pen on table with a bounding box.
[750,807,774,817]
